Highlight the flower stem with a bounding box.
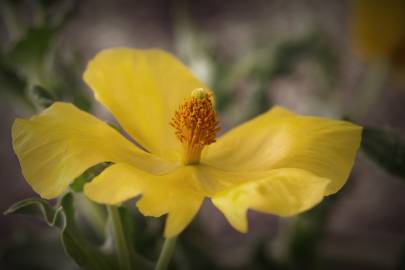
[155,237,177,270]
[107,205,132,270]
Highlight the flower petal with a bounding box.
[12,102,174,199]
[84,164,204,238]
[83,48,209,161]
[203,106,362,195]
[211,168,330,232]
[83,163,143,204]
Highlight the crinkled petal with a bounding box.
[12,102,174,199]
[84,163,204,238]
[211,168,330,232]
[204,106,362,195]
[83,48,209,161]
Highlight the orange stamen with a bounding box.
[170,88,220,164]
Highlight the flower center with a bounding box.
[170,88,220,165]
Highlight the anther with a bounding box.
[170,88,220,164]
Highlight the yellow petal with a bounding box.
[204,106,362,195]
[83,163,143,204]
[83,48,209,161]
[193,164,255,196]
[12,102,174,199]
[84,164,204,238]
[211,168,330,232]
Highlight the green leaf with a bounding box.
[5,194,116,270]
[361,127,405,179]
[39,0,79,30]
[4,197,63,227]
[29,84,57,109]
[6,26,55,78]
[269,32,338,83]
[60,193,115,270]
[117,206,154,269]
[0,58,26,96]
[247,32,338,118]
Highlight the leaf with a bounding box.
[0,58,26,97]
[361,127,405,179]
[4,197,63,227]
[5,194,116,270]
[39,0,79,30]
[117,206,154,269]
[270,32,338,83]
[5,26,55,77]
[234,32,339,120]
[29,84,57,109]
[60,193,115,270]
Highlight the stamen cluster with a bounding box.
[171,89,220,164]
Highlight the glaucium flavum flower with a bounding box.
[12,48,362,238]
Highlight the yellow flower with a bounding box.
[12,48,362,238]
[350,0,405,62]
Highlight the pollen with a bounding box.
[170,88,220,165]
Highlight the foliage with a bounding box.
[5,193,116,270]
[361,127,405,179]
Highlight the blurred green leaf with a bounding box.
[118,206,135,247]
[5,26,55,81]
[0,0,86,111]
[39,0,79,30]
[72,94,92,111]
[5,194,116,270]
[209,56,233,112]
[60,193,115,270]
[53,52,92,111]
[117,206,154,269]
[29,84,57,109]
[73,193,107,240]
[361,127,405,179]
[270,33,338,83]
[247,32,339,118]
[0,57,30,105]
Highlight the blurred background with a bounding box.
[1,0,405,269]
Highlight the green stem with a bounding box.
[155,237,177,270]
[108,206,132,270]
